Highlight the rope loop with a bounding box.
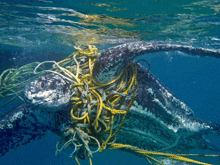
[48,45,217,165]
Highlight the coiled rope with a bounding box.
[50,45,219,165]
[1,45,218,165]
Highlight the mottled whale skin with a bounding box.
[0,41,220,160]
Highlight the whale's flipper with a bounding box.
[0,104,56,156]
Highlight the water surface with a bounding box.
[0,0,220,164]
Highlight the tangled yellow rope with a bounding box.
[1,45,219,165]
[109,143,214,165]
[51,45,219,165]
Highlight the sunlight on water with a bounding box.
[0,0,220,165]
[1,0,220,48]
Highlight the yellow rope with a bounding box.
[99,64,137,152]
[110,64,137,138]
[1,44,217,165]
[74,155,81,165]
[29,45,216,165]
[102,104,127,114]
[109,143,213,165]
[145,154,164,165]
[92,69,124,87]
[91,89,103,127]
[71,108,88,120]
[88,153,93,165]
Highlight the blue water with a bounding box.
[0,0,220,164]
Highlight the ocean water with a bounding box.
[0,0,220,164]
